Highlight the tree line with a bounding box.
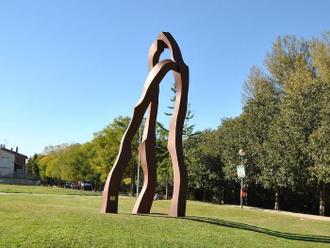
[26,31,330,216]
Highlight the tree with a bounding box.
[240,66,283,209]
[164,83,195,139]
[242,66,281,187]
[35,143,95,185]
[265,35,314,88]
[156,83,195,198]
[26,154,40,177]
[56,144,94,182]
[36,155,53,182]
[242,35,320,211]
[308,104,330,215]
[156,122,173,199]
[217,117,245,182]
[308,31,330,215]
[90,116,139,195]
[186,130,224,202]
[310,31,330,83]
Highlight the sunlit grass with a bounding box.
[0,184,101,196]
[0,185,329,247]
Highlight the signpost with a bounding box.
[237,149,246,209]
[236,165,245,179]
[236,164,245,208]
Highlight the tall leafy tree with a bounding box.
[186,130,224,202]
[26,154,40,177]
[243,35,319,210]
[308,95,330,215]
[57,144,94,182]
[307,32,330,215]
[91,116,139,195]
[156,122,173,199]
[310,31,330,83]
[242,66,281,190]
[217,117,245,181]
[157,83,195,198]
[164,83,195,139]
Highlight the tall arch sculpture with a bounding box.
[101,32,189,217]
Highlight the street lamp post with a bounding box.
[136,123,142,197]
[237,149,246,209]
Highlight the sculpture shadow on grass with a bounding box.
[135,213,330,244]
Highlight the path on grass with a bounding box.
[228,204,330,221]
[0,192,128,198]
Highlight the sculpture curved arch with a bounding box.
[101,32,189,217]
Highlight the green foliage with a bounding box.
[186,130,224,202]
[164,83,195,139]
[216,32,330,213]
[242,67,281,186]
[25,154,40,177]
[91,116,138,182]
[156,122,173,197]
[217,117,245,182]
[265,35,313,87]
[307,82,330,185]
[157,82,195,197]
[310,31,330,82]
[35,116,138,189]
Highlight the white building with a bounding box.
[0,145,27,178]
[0,148,15,177]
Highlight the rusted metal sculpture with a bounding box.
[101,32,189,217]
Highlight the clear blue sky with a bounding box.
[0,0,329,156]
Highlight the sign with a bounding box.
[236,165,245,178]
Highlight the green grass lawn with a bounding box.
[0,184,101,196]
[0,184,329,247]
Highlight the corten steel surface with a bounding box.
[101,32,189,217]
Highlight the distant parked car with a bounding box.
[81,181,93,191]
[64,182,71,188]
[70,182,78,190]
[154,193,163,200]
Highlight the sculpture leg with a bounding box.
[168,70,189,217]
[101,150,131,213]
[101,100,150,213]
[132,139,157,214]
[168,141,188,217]
[132,90,158,214]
